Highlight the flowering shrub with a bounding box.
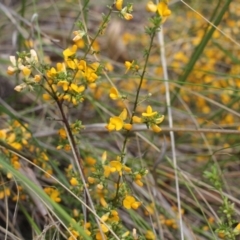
[1,0,240,239]
[0,1,169,239]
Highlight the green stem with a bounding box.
[83,4,114,59]
[114,26,158,202]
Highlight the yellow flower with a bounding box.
[73,30,85,42]
[122,231,130,238]
[34,74,41,82]
[218,231,225,239]
[135,174,143,187]
[132,116,142,123]
[101,151,107,164]
[234,223,240,235]
[109,87,120,100]
[115,0,123,11]
[86,156,97,165]
[119,108,127,120]
[78,60,87,71]
[146,1,157,12]
[10,142,22,150]
[100,223,109,233]
[123,123,132,131]
[44,187,61,202]
[151,124,162,133]
[7,66,16,75]
[84,66,99,83]
[145,230,156,240]
[57,80,70,91]
[109,210,120,222]
[110,160,122,175]
[14,83,27,92]
[104,165,112,177]
[96,231,108,240]
[123,195,141,209]
[63,45,78,59]
[125,60,134,73]
[106,116,124,131]
[122,165,132,173]
[58,128,67,139]
[70,83,85,93]
[105,62,114,72]
[75,38,85,49]
[7,55,25,75]
[0,188,10,199]
[66,58,78,69]
[42,93,51,101]
[106,108,127,131]
[88,177,96,184]
[22,67,31,77]
[123,12,133,21]
[68,230,79,240]
[100,197,108,208]
[155,115,165,124]
[157,2,171,23]
[101,213,109,222]
[70,177,79,186]
[142,105,157,117]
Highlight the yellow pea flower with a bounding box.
[135,174,143,187]
[101,213,109,222]
[58,128,67,139]
[110,160,122,174]
[123,12,133,21]
[142,105,157,117]
[125,60,134,73]
[70,83,85,93]
[132,116,142,123]
[156,115,165,124]
[106,108,128,131]
[44,187,61,202]
[57,80,70,91]
[123,123,132,131]
[119,108,127,120]
[70,177,79,186]
[157,2,171,23]
[34,74,41,82]
[151,124,162,133]
[22,66,31,77]
[106,116,124,131]
[234,223,240,235]
[42,93,51,101]
[115,0,123,11]
[88,177,96,184]
[96,231,108,240]
[123,195,141,209]
[146,1,157,12]
[109,87,120,100]
[109,210,120,222]
[63,45,77,59]
[145,230,156,240]
[103,165,112,177]
[72,30,85,42]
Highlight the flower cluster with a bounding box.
[7,50,40,92]
[133,105,164,133]
[106,108,132,131]
[146,1,171,23]
[7,37,101,107]
[115,0,133,20]
[0,121,31,169]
